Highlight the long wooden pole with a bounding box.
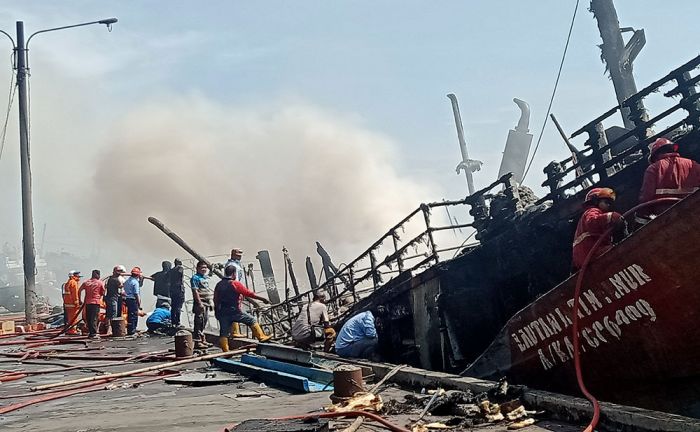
[30,347,251,392]
[148,216,261,309]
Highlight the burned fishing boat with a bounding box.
[279,55,700,417]
[240,49,700,423]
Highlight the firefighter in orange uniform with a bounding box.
[62,271,82,335]
[639,138,700,216]
[572,188,624,271]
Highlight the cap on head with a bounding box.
[131,266,142,277]
[69,270,81,277]
[231,248,243,256]
[114,265,126,274]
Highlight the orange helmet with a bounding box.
[585,187,616,204]
[648,138,678,162]
[130,266,142,276]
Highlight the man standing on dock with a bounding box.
[225,248,245,283]
[223,248,246,338]
[151,261,172,308]
[169,258,185,328]
[123,267,143,335]
[191,261,213,349]
[62,271,82,335]
[79,270,105,339]
[105,265,127,335]
[214,264,271,351]
[572,188,624,270]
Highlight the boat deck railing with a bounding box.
[537,54,700,204]
[251,195,484,340]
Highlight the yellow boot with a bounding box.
[251,323,272,343]
[219,336,230,352]
[231,323,245,338]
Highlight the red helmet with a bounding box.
[585,187,616,204]
[648,138,678,162]
[130,266,142,276]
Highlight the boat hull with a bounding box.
[464,190,700,415]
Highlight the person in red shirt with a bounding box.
[639,138,700,216]
[79,270,106,339]
[572,188,624,271]
[213,264,271,351]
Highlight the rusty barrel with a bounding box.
[174,330,194,358]
[331,365,364,402]
[110,317,127,337]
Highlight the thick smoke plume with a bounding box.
[89,96,435,282]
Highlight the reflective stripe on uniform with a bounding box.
[655,187,699,195]
[572,232,597,247]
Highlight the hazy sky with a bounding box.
[0,1,698,287]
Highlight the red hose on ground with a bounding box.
[222,411,411,432]
[0,372,177,414]
[572,197,680,432]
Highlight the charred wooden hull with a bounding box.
[463,189,700,415]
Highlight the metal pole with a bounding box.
[447,93,476,195]
[16,21,37,324]
[590,0,644,129]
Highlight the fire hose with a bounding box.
[572,197,681,432]
[0,371,178,415]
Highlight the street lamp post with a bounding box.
[2,18,117,324]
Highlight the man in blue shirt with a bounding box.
[123,267,143,335]
[191,261,213,349]
[335,311,378,360]
[146,302,172,333]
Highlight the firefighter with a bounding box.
[639,138,700,216]
[572,188,624,271]
[62,271,82,335]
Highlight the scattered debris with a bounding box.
[223,391,274,400]
[164,371,245,386]
[326,392,383,413]
[227,418,329,432]
[508,418,536,429]
[385,379,538,430]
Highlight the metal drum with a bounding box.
[110,317,127,337]
[331,364,364,403]
[174,329,194,358]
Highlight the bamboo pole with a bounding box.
[30,347,251,392]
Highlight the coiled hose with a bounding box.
[572,197,680,432]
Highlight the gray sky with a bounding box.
[0,1,698,288]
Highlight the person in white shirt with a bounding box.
[291,291,336,352]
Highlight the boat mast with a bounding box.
[590,0,647,129]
